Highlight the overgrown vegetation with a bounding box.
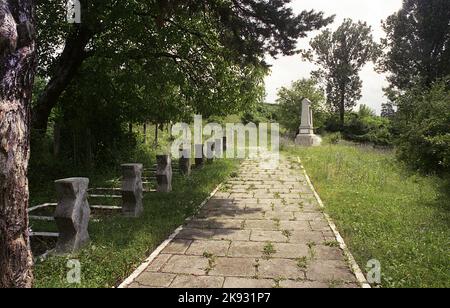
[283,142,450,288]
[378,0,450,176]
[391,78,450,176]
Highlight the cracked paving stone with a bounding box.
[170,275,224,288]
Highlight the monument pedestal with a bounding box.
[295,134,322,146]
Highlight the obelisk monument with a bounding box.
[295,98,322,146]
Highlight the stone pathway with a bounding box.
[124,154,360,288]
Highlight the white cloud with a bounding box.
[264,0,403,114]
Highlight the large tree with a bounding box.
[32,0,333,133]
[303,19,380,127]
[380,0,450,175]
[0,0,36,287]
[380,0,450,94]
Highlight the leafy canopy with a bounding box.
[380,0,450,93]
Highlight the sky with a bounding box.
[264,0,403,114]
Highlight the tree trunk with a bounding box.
[0,0,36,288]
[339,87,346,129]
[31,25,92,133]
[339,102,345,128]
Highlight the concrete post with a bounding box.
[156,155,172,192]
[121,164,143,217]
[54,178,90,254]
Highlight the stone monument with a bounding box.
[156,155,172,192]
[54,178,90,255]
[121,164,143,217]
[295,98,322,146]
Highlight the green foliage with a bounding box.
[358,104,376,118]
[381,102,395,119]
[284,143,450,288]
[394,79,450,175]
[241,103,278,125]
[321,105,393,146]
[34,0,334,130]
[324,132,342,145]
[380,0,450,93]
[303,19,380,125]
[345,111,393,146]
[379,1,450,175]
[276,78,328,133]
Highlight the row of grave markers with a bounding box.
[29,139,226,256]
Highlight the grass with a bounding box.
[296,256,308,269]
[262,242,276,259]
[31,158,240,288]
[281,230,292,240]
[283,142,450,288]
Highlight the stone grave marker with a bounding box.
[54,178,90,255]
[156,155,172,192]
[121,164,143,217]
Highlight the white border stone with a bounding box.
[297,156,371,288]
[117,183,224,288]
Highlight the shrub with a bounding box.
[323,109,393,146]
[325,132,342,144]
[394,79,450,175]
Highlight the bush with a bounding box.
[324,132,342,144]
[323,110,393,146]
[241,103,278,125]
[394,79,450,175]
[344,113,393,146]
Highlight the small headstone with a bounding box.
[206,141,215,163]
[179,148,191,176]
[194,144,205,168]
[156,155,172,192]
[121,164,143,217]
[54,178,90,255]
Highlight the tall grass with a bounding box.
[284,143,450,288]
